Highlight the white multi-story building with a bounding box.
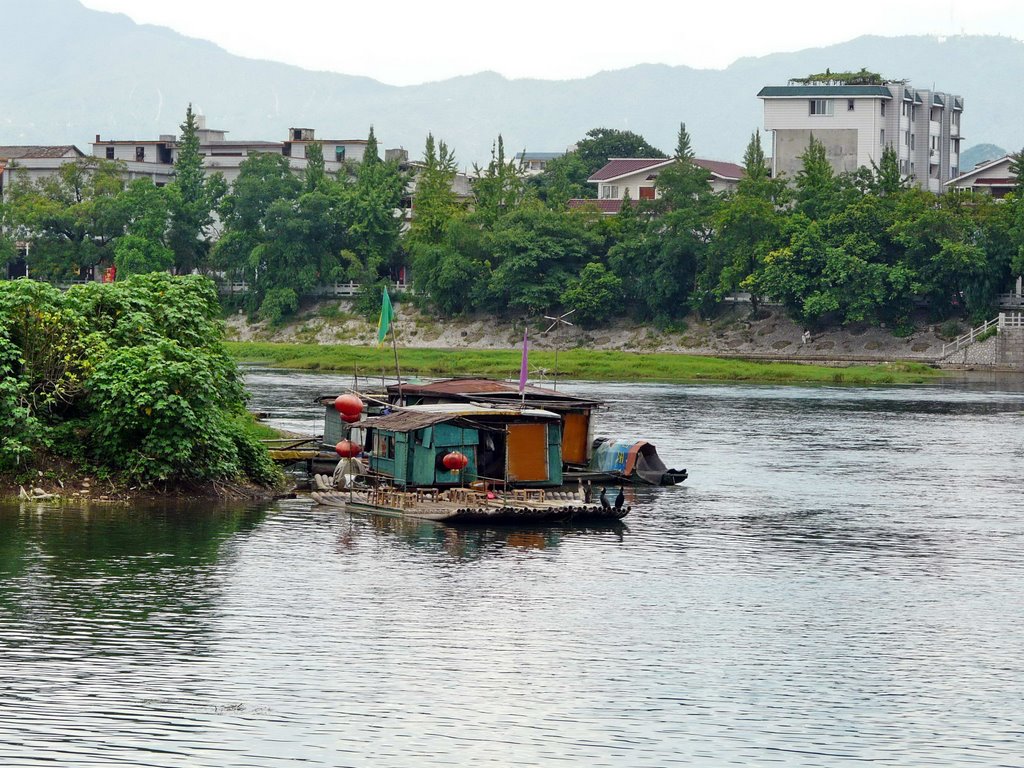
[758,80,963,193]
[92,118,371,186]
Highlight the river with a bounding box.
[2,370,1023,767]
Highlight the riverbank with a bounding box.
[228,342,939,385]
[225,299,961,365]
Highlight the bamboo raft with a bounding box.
[310,478,629,524]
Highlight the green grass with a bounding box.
[226,342,942,385]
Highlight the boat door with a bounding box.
[506,423,549,482]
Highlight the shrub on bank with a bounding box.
[0,275,281,489]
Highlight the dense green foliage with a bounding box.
[3,117,1022,336]
[0,274,280,488]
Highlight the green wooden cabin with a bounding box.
[359,404,564,489]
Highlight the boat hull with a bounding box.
[311,488,629,524]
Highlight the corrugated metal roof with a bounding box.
[361,404,559,432]
[390,378,602,406]
[757,86,892,98]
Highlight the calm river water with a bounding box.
[2,370,1024,767]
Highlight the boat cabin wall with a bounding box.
[410,424,479,487]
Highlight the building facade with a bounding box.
[92,117,371,186]
[758,81,963,192]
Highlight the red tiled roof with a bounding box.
[567,198,629,214]
[588,157,672,181]
[693,158,744,180]
[588,157,744,183]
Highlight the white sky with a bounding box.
[79,0,1024,86]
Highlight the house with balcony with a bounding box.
[758,75,963,193]
[944,155,1018,198]
[566,156,744,213]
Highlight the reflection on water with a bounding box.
[2,373,1024,766]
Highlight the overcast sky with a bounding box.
[79,0,1023,85]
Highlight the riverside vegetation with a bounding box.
[0,273,283,498]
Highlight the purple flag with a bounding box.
[518,327,529,394]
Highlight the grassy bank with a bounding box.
[226,342,941,385]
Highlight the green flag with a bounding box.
[377,287,394,345]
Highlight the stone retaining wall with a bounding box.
[997,328,1024,369]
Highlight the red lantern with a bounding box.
[335,440,361,458]
[333,394,364,423]
[442,451,469,472]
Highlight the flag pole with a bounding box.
[390,317,403,403]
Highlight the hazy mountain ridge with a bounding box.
[4,0,1022,166]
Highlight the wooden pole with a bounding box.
[390,320,404,403]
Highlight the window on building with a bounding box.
[335,146,346,162]
[880,129,885,146]
[809,99,833,116]
[639,186,655,200]
[105,146,114,160]
[910,134,915,150]
[600,185,618,199]
[911,105,917,122]
[135,146,145,161]
[902,102,907,116]
[953,112,960,126]
[910,162,915,175]
[904,131,910,146]
[881,102,886,117]
[847,99,855,111]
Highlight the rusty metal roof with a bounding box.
[388,378,600,405]
[360,404,559,432]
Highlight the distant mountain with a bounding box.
[4,0,1023,167]
[960,143,1009,172]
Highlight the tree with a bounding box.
[472,135,529,225]
[530,151,590,206]
[870,145,907,197]
[795,135,840,220]
[561,262,623,327]
[576,128,664,177]
[304,141,326,191]
[113,179,174,277]
[166,104,224,274]
[407,134,460,248]
[347,128,406,279]
[1,157,127,280]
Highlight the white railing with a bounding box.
[997,293,1024,308]
[217,280,410,297]
[941,316,1000,358]
[1000,311,1024,329]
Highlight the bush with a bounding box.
[0,276,281,489]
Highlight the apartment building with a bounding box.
[758,79,963,193]
[92,117,370,185]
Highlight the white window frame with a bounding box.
[809,99,834,116]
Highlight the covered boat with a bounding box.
[358,403,565,489]
[589,438,688,486]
